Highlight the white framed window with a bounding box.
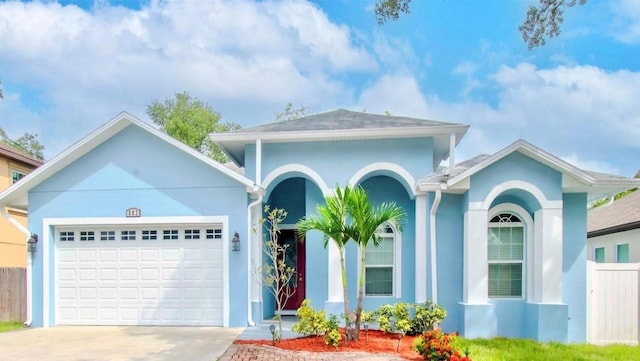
[11,169,26,184]
[163,229,178,240]
[488,213,524,298]
[100,231,115,241]
[616,243,629,263]
[121,230,136,240]
[59,231,75,242]
[364,223,401,297]
[142,230,157,240]
[594,247,605,263]
[206,229,222,240]
[185,229,200,239]
[79,231,95,241]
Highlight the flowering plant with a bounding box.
[412,328,472,361]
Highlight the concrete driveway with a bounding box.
[0,326,244,361]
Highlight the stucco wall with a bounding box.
[27,126,249,327]
[587,229,640,263]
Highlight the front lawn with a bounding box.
[0,321,23,333]
[458,337,639,361]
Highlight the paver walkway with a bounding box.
[219,344,408,361]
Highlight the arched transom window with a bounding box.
[488,213,524,298]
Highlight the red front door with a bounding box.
[279,229,306,310]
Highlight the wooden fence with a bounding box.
[0,267,26,322]
[587,261,640,345]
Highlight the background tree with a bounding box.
[146,91,239,163]
[0,80,3,99]
[0,127,45,160]
[297,186,354,335]
[274,102,313,122]
[374,0,588,50]
[590,169,640,208]
[346,186,405,340]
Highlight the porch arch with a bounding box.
[349,162,416,198]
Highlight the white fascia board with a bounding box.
[210,125,469,143]
[0,112,133,208]
[0,112,256,209]
[446,140,595,188]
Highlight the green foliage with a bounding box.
[375,0,588,50]
[292,300,342,347]
[373,303,412,335]
[323,314,342,348]
[0,127,45,160]
[413,328,472,361]
[374,0,412,25]
[146,91,239,162]
[519,0,587,50]
[0,321,23,333]
[292,299,329,336]
[0,80,3,99]
[411,300,447,335]
[456,337,639,361]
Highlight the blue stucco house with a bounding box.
[1,110,637,343]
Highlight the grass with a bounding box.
[457,337,640,361]
[0,321,23,333]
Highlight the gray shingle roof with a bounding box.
[230,109,462,134]
[421,154,492,183]
[588,190,640,233]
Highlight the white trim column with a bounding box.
[327,241,343,302]
[463,207,489,304]
[534,206,563,304]
[415,194,428,303]
[250,200,263,305]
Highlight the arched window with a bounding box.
[364,223,397,296]
[488,213,524,298]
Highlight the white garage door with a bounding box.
[55,224,224,326]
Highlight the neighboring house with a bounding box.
[587,190,640,263]
[0,110,638,343]
[0,142,43,267]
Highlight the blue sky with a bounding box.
[0,0,638,176]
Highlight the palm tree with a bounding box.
[346,186,405,340]
[297,185,354,330]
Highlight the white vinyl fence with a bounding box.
[587,261,640,345]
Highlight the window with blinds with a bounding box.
[488,213,524,298]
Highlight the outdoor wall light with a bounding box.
[27,233,38,253]
[231,232,240,251]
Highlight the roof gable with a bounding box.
[419,140,640,200]
[233,109,462,133]
[211,109,469,167]
[0,112,255,209]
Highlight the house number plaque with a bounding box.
[126,207,141,217]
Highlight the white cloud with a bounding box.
[355,73,429,116]
[0,0,378,157]
[560,153,621,175]
[610,0,640,44]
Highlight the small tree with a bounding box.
[297,186,354,336]
[257,205,296,340]
[347,186,405,340]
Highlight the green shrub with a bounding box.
[292,299,329,336]
[323,314,342,347]
[410,300,447,335]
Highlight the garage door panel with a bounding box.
[78,249,97,262]
[56,224,224,326]
[99,249,117,262]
